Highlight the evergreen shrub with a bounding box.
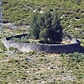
[29,10,63,43]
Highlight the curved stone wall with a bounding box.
[2,34,81,53]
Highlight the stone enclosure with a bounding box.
[2,34,81,53]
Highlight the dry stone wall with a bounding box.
[2,34,81,53]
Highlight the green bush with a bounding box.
[11,35,30,43]
[1,54,8,57]
[21,36,29,43]
[8,59,19,63]
[27,51,36,55]
[11,37,21,42]
[9,47,14,51]
[29,10,63,43]
[0,42,7,51]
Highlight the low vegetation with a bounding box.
[2,0,84,38]
[0,0,84,84]
[0,38,84,83]
[0,28,84,83]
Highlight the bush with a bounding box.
[0,42,7,51]
[21,36,29,43]
[11,37,21,42]
[9,47,14,51]
[29,10,63,43]
[8,59,19,63]
[27,51,36,55]
[11,35,29,43]
[1,54,8,57]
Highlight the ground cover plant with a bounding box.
[0,0,84,84]
[0,27,84,84]
[0,36,84,84]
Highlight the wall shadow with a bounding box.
[80,46,84,53]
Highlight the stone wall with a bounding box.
[2,34,81,53]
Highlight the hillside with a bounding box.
[2,0,84,38]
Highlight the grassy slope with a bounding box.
[2,0,84,38]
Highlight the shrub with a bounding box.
[18,51,23,54]
[9,47,14,51]
[27,51,36,55]
[11,35,29,43]
[21,36,29,43]
[29,10,63,43]
[11,37,21,42]
[1,54,8,57]
[0,42,7,51]
[8,59,19,63]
